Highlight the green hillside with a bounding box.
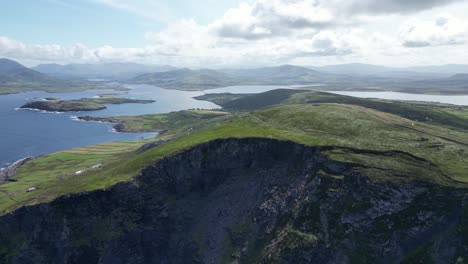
[1,92,467,214]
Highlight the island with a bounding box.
[20,97,155,112]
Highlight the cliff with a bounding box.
[0,139,466,263]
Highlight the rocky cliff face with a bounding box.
[0,139,466,264]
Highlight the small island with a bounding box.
[21,97,155,112]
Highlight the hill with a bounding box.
[197,89,468,131]
[130,68,239,90]
[312,63,467,78]
[408,64,468,75]
[0,90,467,262]
[0,58,126,94]
[224,64,342,84]
[449,73,468,81]
[33,62,177,80]
[131,65,345,90]
[311,63,400,76]
[0,58,55,84]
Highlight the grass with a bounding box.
[0,139,160,213]
[21,97,154,112]
[1,94,467,215]
[201,89,468,132]
[88,109,232,133]
[194,93,251,105]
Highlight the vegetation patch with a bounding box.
[20,97,155,112]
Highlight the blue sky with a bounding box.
[1,0,251,47]
[1,0,468,67]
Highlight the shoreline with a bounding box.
[19,97,156,112]
[0,157,35,183]
[76,116,167,134]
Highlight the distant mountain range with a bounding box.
[130,65,346,90]
[222,65,343,84]
[310,63,468,79]
[32,62,177,80]
[0,58,120,94]
[130,63,468,93]
[130,68,238,90]
[1,58,468,94]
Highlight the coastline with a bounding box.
[0,157,35,183]
[76,116,167,134]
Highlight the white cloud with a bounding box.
[399,15,468,47]
[335,0,464,15]
[210,0,337,40]
[1,0,468,67]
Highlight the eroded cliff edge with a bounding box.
[0,138,466,264]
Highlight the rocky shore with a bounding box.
[0,157,34,183]
[77,116,166,133]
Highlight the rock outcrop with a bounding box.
[0,157,34,184]
[0,139,466,263]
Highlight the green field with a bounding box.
[1,91,467,215]
[198,89,468,131]
[79,109,232,133]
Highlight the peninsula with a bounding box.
[20,97,155,112]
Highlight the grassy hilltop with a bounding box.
[1,90,467,214]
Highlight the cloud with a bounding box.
[0,37,95,62]
[339,0,464,15]
[399,15,468,47]
[208,0,465,41]
[2,0,468,67]
[210,0,336,40]
[0,36,165,64]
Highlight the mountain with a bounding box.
[130,68,239,90]
[0,58,124,94]
[32,62,177,80]
[311,63,400,76]
[311,63,451,79]
[407,64,468,75]
[311,63,468,78]
[448,73,468,80]
[224,64,340,84]
[0,58,55,84]
[131,65,345,90]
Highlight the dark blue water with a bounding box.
[9,84,460,169]
[3,84,312,167]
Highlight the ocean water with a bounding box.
[0,84,301,167]
[3,85,467,168]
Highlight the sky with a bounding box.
[1,0,468,67]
